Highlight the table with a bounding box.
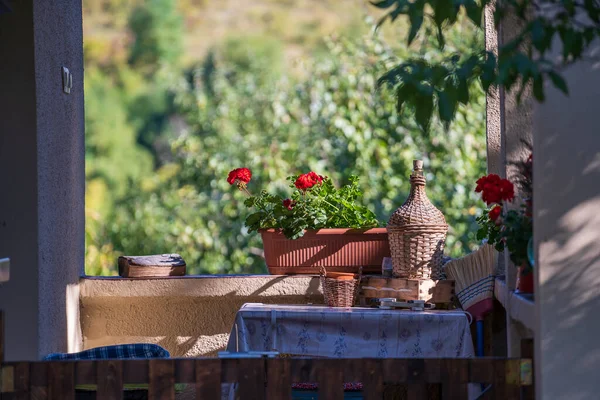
[227,303,474,358]
[225,304,478,399]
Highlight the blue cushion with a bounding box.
[44,343,170,360]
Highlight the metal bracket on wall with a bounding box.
[62,66,73,94]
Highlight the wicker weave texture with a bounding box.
[387,161,448,280]
[388,177,446,226]
[320,266,361,307]
[387,227,446,279]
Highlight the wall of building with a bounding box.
[0,0,41,361]
[33,0,85,357]
[80,276,322,357]
[534,54,600,399]
[0,0,84,360]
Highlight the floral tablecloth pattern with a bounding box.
[226,304,474,358]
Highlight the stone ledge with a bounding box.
[80,275,322,298]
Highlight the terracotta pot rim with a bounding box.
[259,227,387,235]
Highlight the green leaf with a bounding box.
[532,76,545,102]
[415,92,434,130]
[476,228,486,241]
[457,78,469,104]
[437,89,457,125]
[548,71,569,95]
[530,19,545,51]
[480,52,497,91]
[370,0,398,9]
[560,28,575,60]
[396,85,407,113]
[408,13,424,45]
[465,0,482,27]
[436,25,445,49]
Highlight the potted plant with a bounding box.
[474,154,533,293]
[227,168,390,275]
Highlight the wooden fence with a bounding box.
[0,357,533,400]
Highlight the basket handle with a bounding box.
[319,266,326,278]
[357,266,363,285]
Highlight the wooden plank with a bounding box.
[491,359,520,400]
[97,360,123,400]
[469,358,494,384]
[220,358,239,384]
[289,359,319,383]
[148,360,175,400]
[236,359,264,400]
[48,362,75,400]
[407,359,426,383]
[381,358,407,384]
[407,383,427,400]
[266,358,291,400]
[2,364,15,393]
[521,339,535,400]
[74,361,96,385]
[30,363,47,400]
[360,359,383,400]
[123,360,148,384]
[316,360,343,400]
[195,359,221,400]
[14,363,30,400]
[175,359,195,383]
[441,359,468,400]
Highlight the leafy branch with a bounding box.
[373,0,600,129]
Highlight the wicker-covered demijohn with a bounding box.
[387,160,448,280]
[320,267,362,307]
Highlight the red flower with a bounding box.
[294,172,323,191]
[227,168,252,185]
[489,205,502,222]
[498,179,514,202]
[282,198,296,211]
[475,174,515,205]
[475,174,500,193]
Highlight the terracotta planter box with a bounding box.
[260,228,390,275]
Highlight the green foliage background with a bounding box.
[83,0,487,275]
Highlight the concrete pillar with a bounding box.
[486,10,535,358]
[534,53,600,399]
[0,0,84,360]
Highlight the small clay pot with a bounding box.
[325,272,357,279]
[516,264,534,294]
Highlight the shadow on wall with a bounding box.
[535,57,600,400]
[80,281,323,357]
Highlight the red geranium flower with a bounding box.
[294,172,323,191]
[282,198,296,211]
[227,168,252,185]
[498,179,514,202]
[476,174,498,193]
[475,174,515,205]
[489,205,502,222]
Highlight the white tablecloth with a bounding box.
[227,303,474,358]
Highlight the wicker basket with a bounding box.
[387,160,448,280]
[320,266,362,307]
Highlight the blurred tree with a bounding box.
[128,0,184,75]
[102,27,487,275]
[82,2,488,276]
